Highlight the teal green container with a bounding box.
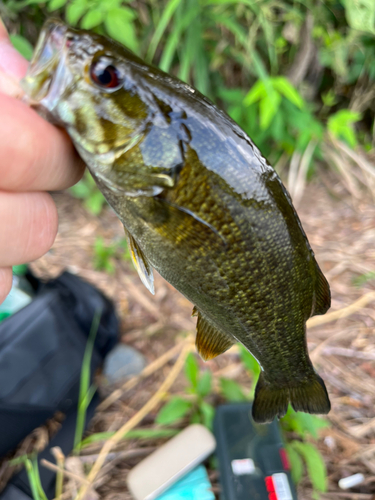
[0,266,34,322]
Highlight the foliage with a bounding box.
[73,309,101,453]
[3,0,373,184]
[24,458,48,500]
[280,407,329,495]
[327,110,362,148]
[80,427,178,447]
[156,352,215,429]
[93,236,130,273]
[70,171,106,215]
[352,270,375,287]
[9,33,33,59]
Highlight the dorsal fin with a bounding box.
[312,264,331,316]
[194,308,234,361]
[124,227,155,295]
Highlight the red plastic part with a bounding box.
[265,476,275,493]
[280,448,290,471]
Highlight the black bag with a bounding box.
[0,270,119,498]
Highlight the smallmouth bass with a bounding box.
[22,19,331,423]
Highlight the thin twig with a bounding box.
[350,417,375,439]
[76,342,193,500]
[98,336,193,411]
[307,292,375,328]
[121,274,160,317]
[320,346,375,360]
[322,493,373,499]
[50,448,65,500]
[40,460,90,485]
[79,447,155,463]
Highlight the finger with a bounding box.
[0,267,12,305]
[0,94,85,191]
[0,191,58,267]
[0,17,29,79]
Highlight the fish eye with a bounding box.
[89,56,124,91]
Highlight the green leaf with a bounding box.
[259,91,282,130]
[343,0,375,34]
[66,0,88,26]
[9,34,34,61]
[80,428,178,447]
[32,458,48,500]
[220,378,247,402]
[285,443,304,484]
[48,0,67,11]
[296,413,330,439]
[291,441,327,492]
[159,6,198,72]
[197,370,212,397]
[105,8,139,53]
[156,397,192,425]
[244,80,266,106]
[81,9,105,29]
[200,401,215,430]
[239,345,260,377]
[25,459,43,500]
[74,310,101,452]
[70,181,91,199]
[353,271,375,287]
[184,352,199,389]
[327,109,361,148]
[84,190,106,215]
[281,406,329,439]
[272,77,304,109]
[146,0,183,62]
[190,410,201,424]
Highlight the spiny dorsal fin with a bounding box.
[312,264,331,316]
[124,227,155,295]
[194,309,234,361]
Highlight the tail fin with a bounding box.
[252,372,331,424]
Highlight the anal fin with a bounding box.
[194,309,234,361]
[312,264,331,316]
[124,227,155,295]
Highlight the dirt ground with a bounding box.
[2,175,375,500]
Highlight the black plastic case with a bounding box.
[213,403,298,500]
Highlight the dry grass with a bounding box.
[1,175,375,499]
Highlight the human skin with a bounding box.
[0,19,85,304]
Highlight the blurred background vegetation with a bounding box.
[1,0,374,208]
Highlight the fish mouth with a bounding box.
[21,19,72,118]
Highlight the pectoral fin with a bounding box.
[124,227,155,295]
[194,309,234,361]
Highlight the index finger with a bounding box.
[0,19,85,191]
[0,94,85,191]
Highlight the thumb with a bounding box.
[0,17,29,80]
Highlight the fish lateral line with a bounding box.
[157,198,228,248]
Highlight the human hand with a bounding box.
[0,19,85,303]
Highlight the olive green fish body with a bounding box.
[22,20,331,422]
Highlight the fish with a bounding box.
[22,19,331,423]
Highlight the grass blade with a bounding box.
[74,308,102,453]
[146,0,183,62]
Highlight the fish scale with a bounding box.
[22,19,331,423]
